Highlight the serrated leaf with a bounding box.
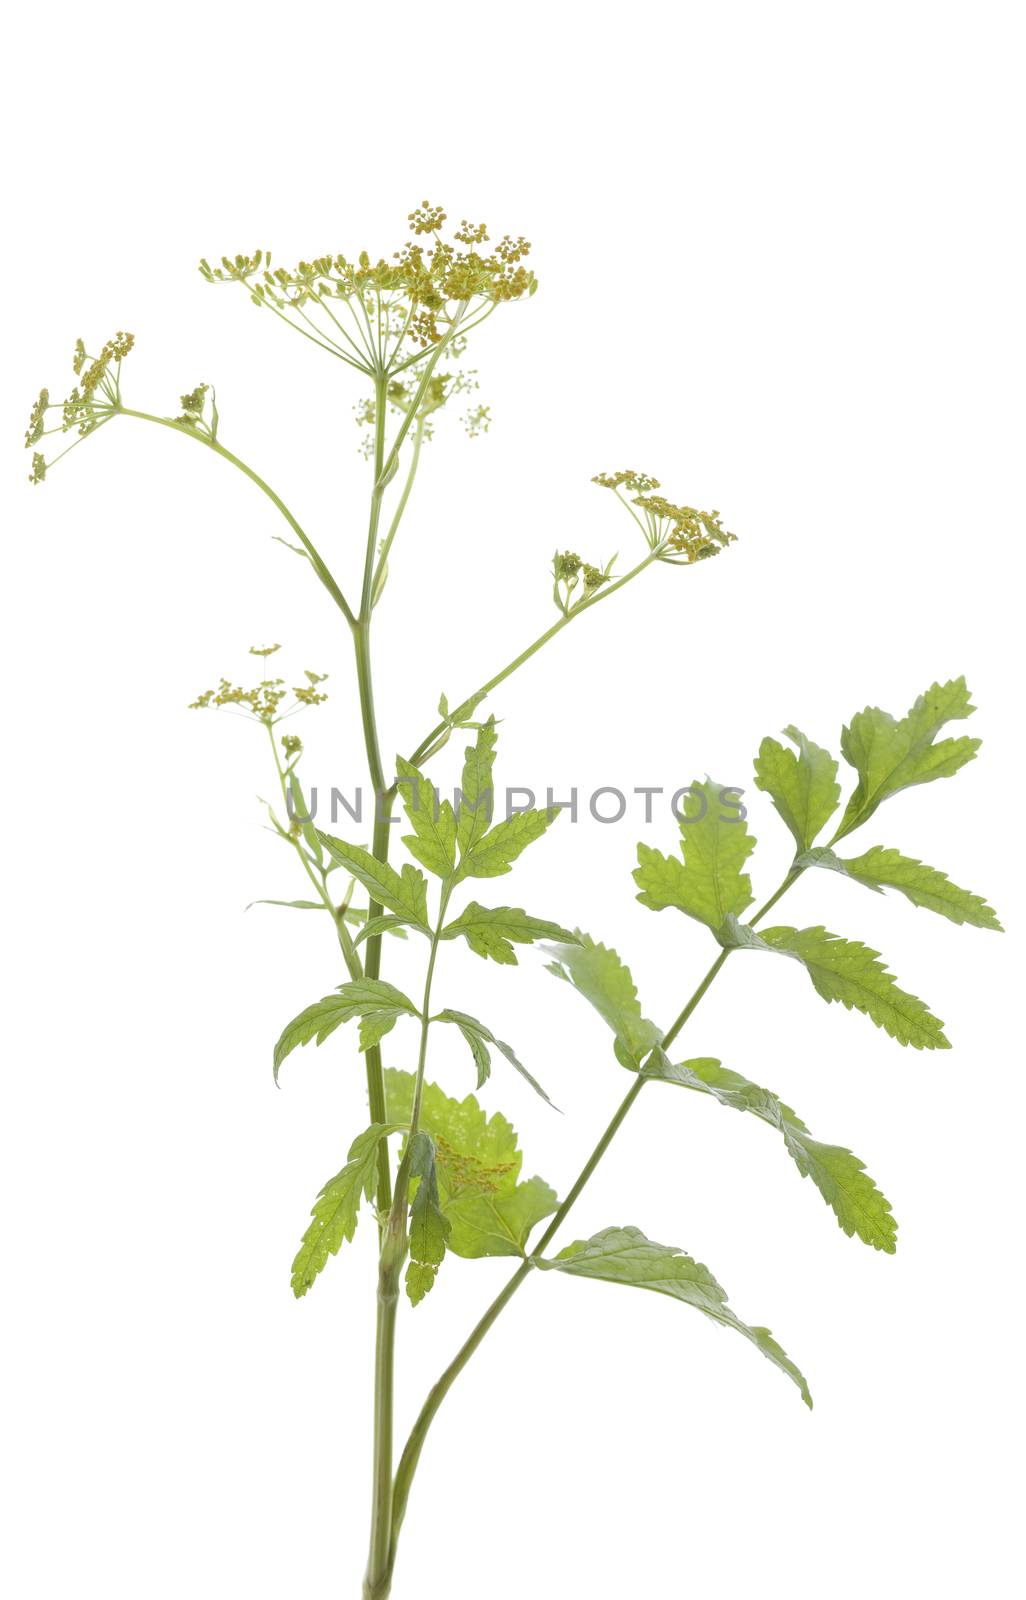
[290,1123,401,1297]
[395,754,457,879]
[633,778,755,939]
[835,676,980,840]
[436,1009,556,1107]
[385,1070,557,1258]
[440,903,577,965]
[537,1225,811,1407]
[757,924,949,1049]
[455,717,498,858]
[457,809,558,879]
[753,727,840,851]
[643,1055,896,1251]
[406,1131,451,1305]
[797,845,1002,930]
[273,977,419,1081]
[405,1262,437,1305]
[317,833,430,932]
[544,933,661,1069]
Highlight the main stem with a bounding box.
[387,872,802,1568]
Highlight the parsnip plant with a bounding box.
[26,204,1000,1599]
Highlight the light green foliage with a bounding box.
[757,925,949,1049]
[273,977,418,1080]
[642,1055,895,1251]
[544,934,661,1069]
[395,755,457,879]
[291,1124,400,1298]
[834,677,980,840]
[440,903,577,965]
[452,717,558,879]
[406,1132,452,1303]
[634,778,755,940]
[455,717,498,859]
[537,1225,811,1407]
[386,1070,557,1258]
[317,833,430,932]
[797,845,1001,930]
[456,808,558,879]
[435,1009,555,1106]
[753,727,840,851]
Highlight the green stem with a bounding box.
[387,869,805,1569]
[119,408,358,626]
[406,550,659,770]
[365,893,449,1597]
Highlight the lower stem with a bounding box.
[386,871,803,1575]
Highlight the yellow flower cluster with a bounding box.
[594,468,735,564]
[198,203,536,368]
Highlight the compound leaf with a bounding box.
[537,1225,811,1407]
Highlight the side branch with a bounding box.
[119,408,357,627]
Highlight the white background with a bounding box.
[3,4,1023,1596]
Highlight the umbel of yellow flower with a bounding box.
[190,647,329,725]
[593,468,735,563]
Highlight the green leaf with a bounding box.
[435,1008,556,1108]
[633,778,755,940]
[405,1131,452,1303]
[247,898,325,912]
[835,676,980,840]
[385,1070,558,1259]
[757,925,950,1049]
[457,809,558,880]
[405,1262,437,1306]
[342,907,409,940]
[537,1225,811,1407]
[455,717,498,858]
[353,912,422,945]
[642,1055,896,1251]
[796,845,1002,931]
[273,977,419,1081]
[290,1123,400,1297]
[544,933,662,1069]
[395,754,458,879]
[317,833,430,931]
[753,727,840,851]
[440,903,577,965]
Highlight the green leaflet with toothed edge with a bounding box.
[641,1054,896,1251]
[536,1225,811,1407]
[385,1070,557,1259]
